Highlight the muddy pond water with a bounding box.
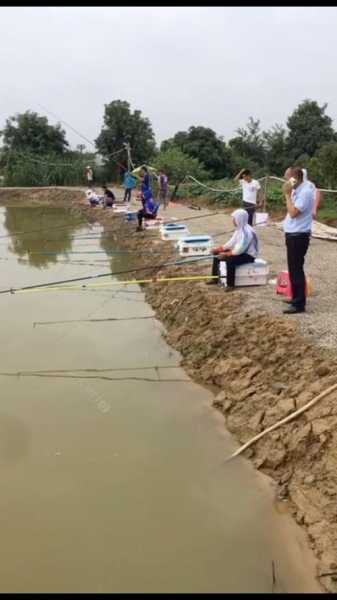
[0,206,321,593]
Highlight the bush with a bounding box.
[3,151,107,187]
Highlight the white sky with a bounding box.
[1,6,337,150]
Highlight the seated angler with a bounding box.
[207,208,259,291]
[136,189,159,231]
[102,185,116,208]
[86,189,100,207]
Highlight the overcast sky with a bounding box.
[2,6,337,150]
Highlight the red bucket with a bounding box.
[276,271,312,300]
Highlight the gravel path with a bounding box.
[149,200,337,354]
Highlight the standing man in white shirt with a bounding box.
[85,166,94,187]
[282,167,315,315]
[234,168,261,225]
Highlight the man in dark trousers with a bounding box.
[282,167,315,314]
[234,168,261,226]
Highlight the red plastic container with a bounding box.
[276,271,312,300]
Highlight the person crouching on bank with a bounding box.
[207,208,259,291]
[136,189,160,231]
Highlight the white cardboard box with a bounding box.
[219,258,269,287]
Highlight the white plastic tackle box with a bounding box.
[219,258,269,287]
[160,223,190,241]
[176,235,214,256]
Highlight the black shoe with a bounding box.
[206,279,218,285]
[282,298,293,304]
[224,286,235,293]
[136,226,143,232]
[283,306,305,314]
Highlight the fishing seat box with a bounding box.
[176,235,214,256]
[160,224,190,241]
[144,217,164,229]
[219,258,269,287]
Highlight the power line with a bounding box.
[37,102,96,149]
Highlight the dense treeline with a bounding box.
[1,99,337,189]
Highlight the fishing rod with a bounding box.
[0,372,189,384]
[32,250,163,257]
[37,102,96,149]
[0,198,221,245]
[3,365,181,374]
[11,149,91,169]
[0,254,215,296]
[13,273,218,295]
[33,315,155,327]
[37,102,129,167]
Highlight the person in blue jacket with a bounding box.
[140,166,151,194]
[136,189,159,231]
[123,171,137,203]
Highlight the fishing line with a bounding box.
[13,274,218,295]
[6,365,180,374]
[0,221,89,240]
[37,102,97,149]
[0,372,189,384]
[37,102,129,165]
[33,315,156,327]
[0,253,213,296]
[31,249,163,256]
[11,149,90,169]
[0,205,221,244]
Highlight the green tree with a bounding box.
[154,147,207,200]
[95,100,156,180]
[229,117,266,167]
[286,99,336,161]
[313,142,337,188]
[160,126,232,178]
[263,124,288,175]
[300,156,323,187]
[0,111,68,157]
